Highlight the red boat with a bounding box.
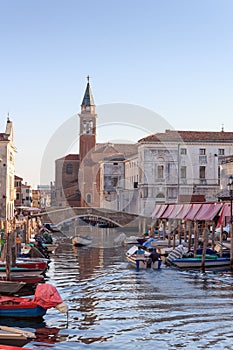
[0,346,32,350]
[0,259,47,273]
[0,283,68,318]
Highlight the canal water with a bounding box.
[2,229,233,350]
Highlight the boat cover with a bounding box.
[33,283,64,309]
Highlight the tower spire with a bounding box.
[81,76,95,107]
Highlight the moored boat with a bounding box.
[72,235,92,247]
[171,256,230,270]
[0,260,47,273]
[0,281,26,295]
[126,245,162,270]
[0,325,35,347]
[0,283,68,318]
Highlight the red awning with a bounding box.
[152,204,168,219]
[151,204,162,218]
[175,203,193,219]
[168,204,184,219]
[194,203,222,221]
[161,204,176,219]
[217,203,231,226]
[184,203,203,220]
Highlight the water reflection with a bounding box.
[6,228,233,349]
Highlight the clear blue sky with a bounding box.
[0,0,232,187]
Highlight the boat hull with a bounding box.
[127,256,162,270]
[172,257,230,269]
[0,296,47,318]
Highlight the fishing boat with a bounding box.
[0,283,67,318]
[126,245,162,270]
[0,326,35,347]
[0,259,48,273]
[170,255,231,270]
[1,274,44,285]
[0,281,26,295]
[0,267,44,278]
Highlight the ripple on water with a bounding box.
[22,240,233,349]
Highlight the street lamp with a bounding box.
[227,175,233,224]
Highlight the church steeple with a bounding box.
[81,76,95,113]
[79,77,98,163]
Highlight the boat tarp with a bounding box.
[33,283,64,309]
[152,204,168,219]
[194,203,222,221]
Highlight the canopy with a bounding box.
[217,203,231,226]
[152,204,167,219]
[194,203,222,221]
[151,202,223,221]
[161,204,176,219]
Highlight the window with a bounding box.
[26,189,29,193]
[157,165,164,179]
[112,177,118,187]
[16,193,20,200]
[218,149,224,156]
[86,194,92,203]
[199,148,206,155]
[180,166,187,179]
[199,166,206,179]
[66,164,73,174]
[180,148,187,155]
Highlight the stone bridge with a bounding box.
[35,207,150,229]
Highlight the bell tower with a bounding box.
[79,76,98,162]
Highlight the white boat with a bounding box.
[126,245,162,270]
[72,235,92,247]
[171,256,230,269]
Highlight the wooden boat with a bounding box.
[126,245,162,270]
[127,255,162,270]
[171,255,230,270]
[0,260,47,273]
[1,274,44,285]
[72,235,92,247]
[0,325,35,347]
[0,346,32,350]
[0,281,26,295]
[0,267,44,277]
[0,283,67,318]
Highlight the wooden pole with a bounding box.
[5,230,11,281]
[211,222,215,252]
[193,221,198,257]
[219,224,223,258]
[167,220,171,247]
[230,223,233,269]
[188,221,192,251]
[162,220,166,241]
[201,226,208,273]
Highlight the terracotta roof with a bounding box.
[57,154,80,161]
[139,130,233,143]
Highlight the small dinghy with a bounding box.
[0,283,68,318]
